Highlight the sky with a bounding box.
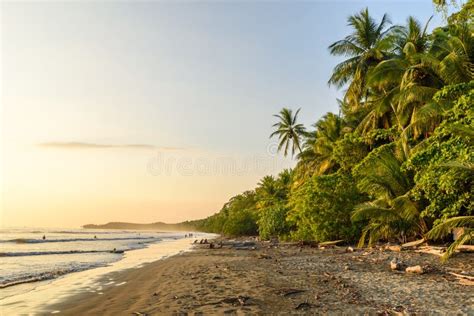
[1,0,445,228]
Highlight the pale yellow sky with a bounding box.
[2,141,292,227]
[1,1,440,228]
[0,2,300,228]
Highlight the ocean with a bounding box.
[0,227,206,313]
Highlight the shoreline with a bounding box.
[0,237,202,314]
[48,239,473,315]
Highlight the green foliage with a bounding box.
[194,191,258,237]
[257,204,290,240]
[364,127,399,144]
[328,8,395,106]
[271,108,306,157]
[427,216,474,261]
[297,113,345,176]
[255,170,293,240]
[447,1,474,25]
[352,143,426,246]
[353,143,410,199]
[288,172,366,242]
[407,83,474,222]
[222,208,258,237]
[188,5,473,260]
[332,133,369,171]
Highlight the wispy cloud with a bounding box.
[38,142,185,151]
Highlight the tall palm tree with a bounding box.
[276,169,293,189]
[270,108,306,157]
[299,113,343,175]
[401,23,474,143]
[352,143,426,246]
[394,16,432,55]
[256,170,293,209]
[328,8,395,108]
[427,22,474,85]
[364,17,473,148]
[359,16,435,137]
[256,175,279,209]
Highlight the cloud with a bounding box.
[38,142,185,151]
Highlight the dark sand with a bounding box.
[52,240,473,315]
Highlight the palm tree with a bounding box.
[394,16,432,55]
[256,175,279,209]
[427,216,474,261]
[365,17,473,143]
[328,8,395,108]
[401,22,473,139]
[256,170,293,209]
[300,113,344,175]
[276,169,293,190]
[427,22,474,85]
[314,113,344,173]
[352,144,426,247]
[358,16,472,161]
[270,108,306,157]
[360,16,436,137]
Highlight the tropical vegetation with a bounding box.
[190,1,473,260]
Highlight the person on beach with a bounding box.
[42,235,46,240]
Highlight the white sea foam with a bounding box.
[0,228,188,289]
[0,228,213,314]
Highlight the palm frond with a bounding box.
[427,216,474,240]
[352,201,399,222]
[442,229,473,262]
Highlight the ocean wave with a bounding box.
[0,263,107,289]
[0,250,125,257]
[1,237,160,244]
[52,230,131,234]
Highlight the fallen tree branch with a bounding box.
[448,272,474,281]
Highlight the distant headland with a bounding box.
[82,221,195,231]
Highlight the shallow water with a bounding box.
[0,228,184,289]
[0,228,211,314]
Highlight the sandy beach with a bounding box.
[51,239,473,315]
[0,236,200,314]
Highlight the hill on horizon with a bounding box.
[82,221,195,231]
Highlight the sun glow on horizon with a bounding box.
[1,1,441,228]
